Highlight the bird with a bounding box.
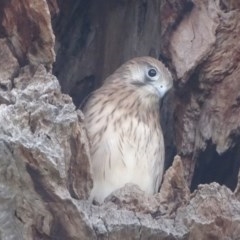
[83,56,173,203]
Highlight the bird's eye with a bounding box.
[148,68,157,77]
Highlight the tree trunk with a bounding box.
[0,0,240,239]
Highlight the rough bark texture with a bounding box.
[172,0,240,190]
[1,0,240,239]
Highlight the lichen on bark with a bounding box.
[0,0,240,239]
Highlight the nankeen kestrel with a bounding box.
[83,57,173,203]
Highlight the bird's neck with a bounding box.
[101,83,161,122]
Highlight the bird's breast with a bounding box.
[85,92,165,199]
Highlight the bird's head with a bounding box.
[108,56,173,99]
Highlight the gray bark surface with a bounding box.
[0,0,240,239]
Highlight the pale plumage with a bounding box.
[83,57,173,203]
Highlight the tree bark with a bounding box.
[0,0,240,239]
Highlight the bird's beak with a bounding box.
[155,81,173,98]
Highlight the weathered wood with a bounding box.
[0,0,240,239]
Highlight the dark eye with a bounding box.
[148,68,157,77]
